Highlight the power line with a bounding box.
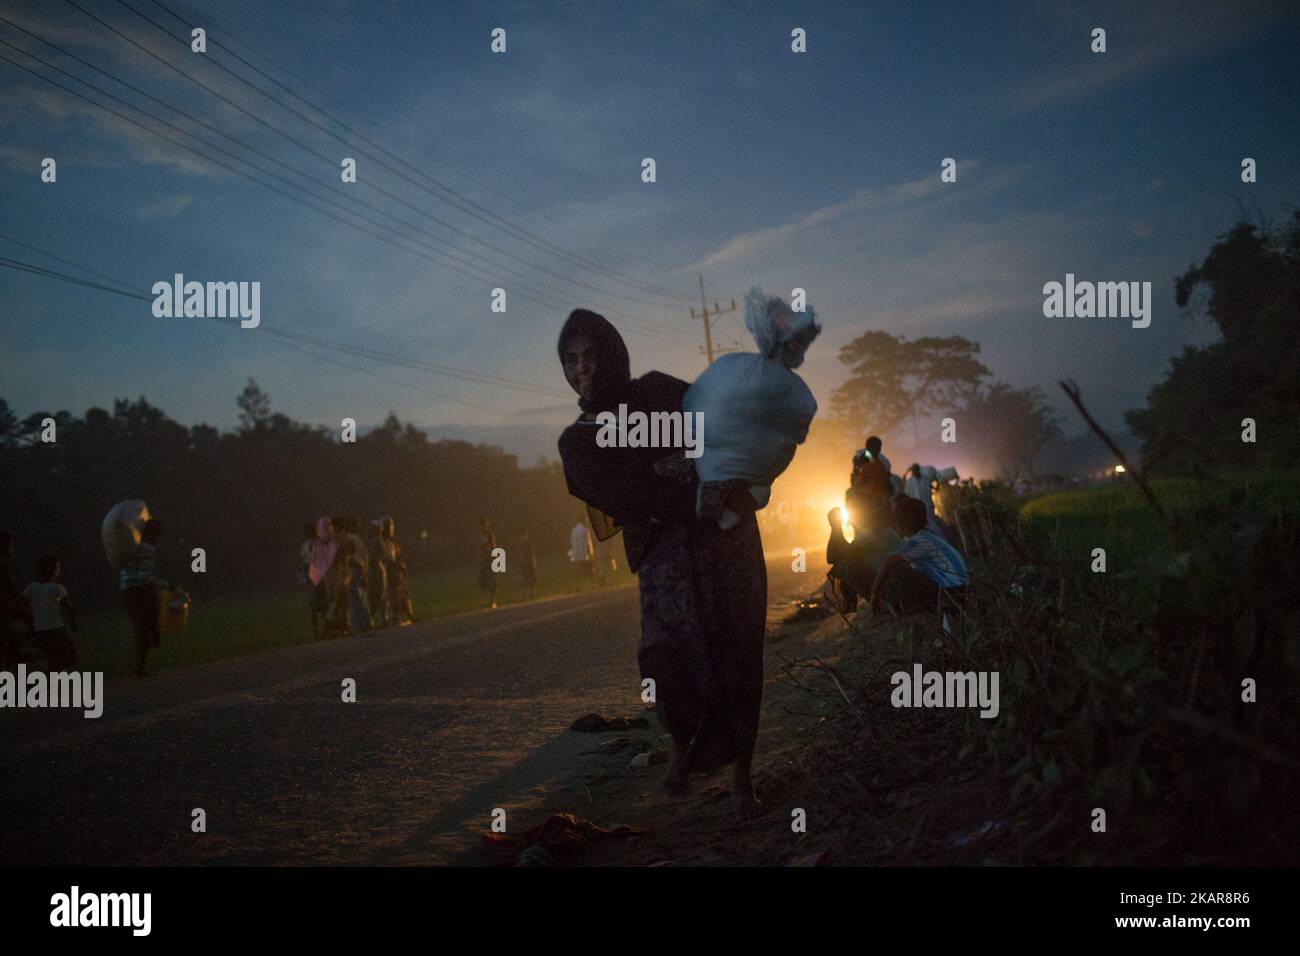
[148,0,698,305]
[0,255,510,415]
[0,243,575,403]
[0,43,694,348]
[248,335,512,417]
[0,16,698,346]
[168,0,683,288]
[66,0,693,316]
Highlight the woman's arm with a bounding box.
[564,450,696,525]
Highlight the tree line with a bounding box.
[4,209,1290,609]
[824,209,1300,481]
[0,380,580,611]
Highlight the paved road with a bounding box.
[1,551,820,865]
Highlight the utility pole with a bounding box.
[690,273,739,365]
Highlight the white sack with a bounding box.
[683,351,817,499]
[101,499,150,568]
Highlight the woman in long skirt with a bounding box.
[556,309,767,817]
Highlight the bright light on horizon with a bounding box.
[827,498,854,542]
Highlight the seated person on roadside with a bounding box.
[869,495,969,614]
[850,436,892,500]
[826,489,902,612]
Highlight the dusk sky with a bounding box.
[3,0,1298,460]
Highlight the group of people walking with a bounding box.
[301,515,413,638]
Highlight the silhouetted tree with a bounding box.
[832,331,990,435]
[1128,210,1300,473]
[0,395,579,610]
[236,378,272,432]
[959,383,1061,482]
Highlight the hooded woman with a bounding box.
[556,308,767,818]
[307,515,339,639]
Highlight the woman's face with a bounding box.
[561,333,599,401]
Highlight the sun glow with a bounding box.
[828,498,854,542]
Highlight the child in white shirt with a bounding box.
[22,554,79,669]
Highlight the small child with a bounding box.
[23,554,79,670]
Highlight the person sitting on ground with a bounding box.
[869,496,969,615]
[826,490,901,612]
[23,554,78,670]
[851,435,892,492]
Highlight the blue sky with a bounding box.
[2,0,1298,455]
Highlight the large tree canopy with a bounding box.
[1129,210,1300,473]
[958,384,1061,482]
[831,330,991,435]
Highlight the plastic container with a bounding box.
[157,589,189,636]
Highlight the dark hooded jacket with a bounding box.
[556,310,697,570]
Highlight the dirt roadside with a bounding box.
[498,588,1013,867]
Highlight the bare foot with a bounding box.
[662,757,689,796]
[661,737,690,796]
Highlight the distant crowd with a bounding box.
[300,516,414,638]
[827,435,971,617]
[0,507,623,682]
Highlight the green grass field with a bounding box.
[1018,471,1299,571]
[62,553,634,680]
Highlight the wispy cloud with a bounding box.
[0,84,229,176]
[689,171,953,270]
[1015,0,1297,110]
[686,161,1022,273]
[137,194,193,219]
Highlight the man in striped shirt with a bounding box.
[120,519,173,677]
[870,496,969,614]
